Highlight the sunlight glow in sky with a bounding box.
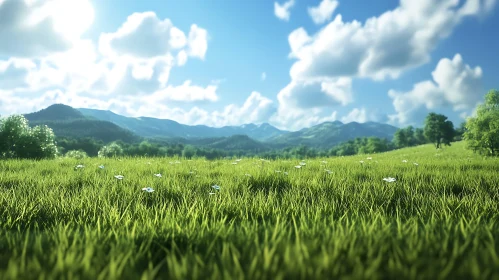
[0,0,497,130]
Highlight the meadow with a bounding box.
[1,141,499,280]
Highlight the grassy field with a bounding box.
[1,141,499,279]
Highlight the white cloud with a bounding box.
[187,24,208,60]
[99,12,184,58]
[388,54,483,126]
[98,12,208,61]
[86,55,174,96]
[0,57,68,91]
[270,107,338,131]
[288,0,493,82]
[0,58,36,90]
[150,80,219,102]
[0,89,276,129]
[0,89,112,116]
[277,78,352,109]
[459,0,498,16]
[273,77,352,129]
[0,2,241,129]
[0,0,94,58]
[218,91,276,126]
[341,108,368,123]
[105,91,274,127]
[274,0,295,21]
[261,72,266,81]
[273,0,493,130]
[340,107,388,123]
[308,0,339,25]
[177,50,188,66]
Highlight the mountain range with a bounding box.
[77,107,286,141]
[21,104,399,150]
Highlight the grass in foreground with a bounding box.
[1,142,499,279]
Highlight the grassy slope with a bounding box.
[1,142,499,279]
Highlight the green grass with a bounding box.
[1,142,499,279]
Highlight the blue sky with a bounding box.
[0,0,497,131]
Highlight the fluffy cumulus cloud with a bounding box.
[0,1,250,125]
[0,0,94,58]
[340,108,388,123]
[213,91,276,126]
[274,0,295,21]
[187,24,208,60]
[308,0,339,25]
[289,0,493,81]
[388,54,483,126]
[99,12,208,61]
[150,80,219,103]
[277,78,352,109]
[273,0,494,130]
[0,59,36,90]
[99,12,185,58]
[0,1,277,128]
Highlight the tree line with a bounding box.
[1,90,498,160]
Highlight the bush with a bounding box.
[65,150,89,159]
[0,115,58,159]
[98,142,124,158]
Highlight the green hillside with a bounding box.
[23,104,141,144]
[268,121,398,148]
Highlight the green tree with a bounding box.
[464,89,499,156]
[65,150,89,159]
[393,128,408,148]
[423,113,455,149]
[0,115,58,159]
[365,137,389,153]
[98,142,124,158]
[182,145,196,159]
[393,126,417,148]
[414,128,427,145]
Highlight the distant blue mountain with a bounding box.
[21,104,400,150]
[77,108,287,141]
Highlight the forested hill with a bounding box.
[78,107,287,141]
[23,104,141,143]
[19,104,401,152]
[267,121,399,149]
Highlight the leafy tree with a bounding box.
[423,112,455,149]
[98,142,124,158]
[0,115,58,159]
[393,126,418,148]
[464,89,499,156]
[182,145,196,159]
[393,127,408,148]
[414,128,427,145]
[365,137,389,153]
[56,137,103,157]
